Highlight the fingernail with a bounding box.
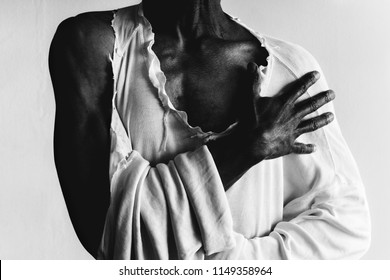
[327,112,334,122]
[313,71,320,79]
[328,90,336,100]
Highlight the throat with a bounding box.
[142,0,231,39]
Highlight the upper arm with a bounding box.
[49,12,115,258]
[49,12,114,111]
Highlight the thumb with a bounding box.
[247,62,261,99]
[247,62,262,124]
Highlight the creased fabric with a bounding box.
[98,4,370,260]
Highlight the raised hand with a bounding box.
[208,62,335,189]
[242,62,335,161]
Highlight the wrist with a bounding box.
[207,130,259,169]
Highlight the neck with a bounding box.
[142,0,231,38]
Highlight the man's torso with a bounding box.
[71,10,268,134]
[152,30,267,133]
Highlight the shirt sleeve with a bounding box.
[98,143,235,259]
[208,41,371,260]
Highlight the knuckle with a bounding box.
[293,144,301,153]
[293,105,301,117]
[311,120,319,130]
[307,144,315,153]
[295,143,313,154]
[299,71,319,91]
[310,99,320,111]
[298,75,309,86]
[294,127,303,138]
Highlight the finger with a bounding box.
[294,90,335,118]
[292,142,316,154]
[295,112,334,136]
[247,61,258,74]
[284,71,320,103]
[247,62,261,97]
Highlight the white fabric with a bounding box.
[98,4,371,260]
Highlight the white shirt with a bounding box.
[98,4,371,259]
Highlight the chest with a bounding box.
[152,37,265,133]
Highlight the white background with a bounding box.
[0,0,389,259]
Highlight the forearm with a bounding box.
[100,146,235,259]
[208,183,370,260]
[53,110,111,258]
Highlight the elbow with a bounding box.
[337,178,372,259]
[321,185,371,259]
[353,206,371,259]
[353,186,372,258]
[342,195,372,259]
[349,226,371,259]
[360,230,371,258]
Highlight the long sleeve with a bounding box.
[208,39,371,260]
[98,142,235,259]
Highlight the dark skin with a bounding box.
[49,0,335,258]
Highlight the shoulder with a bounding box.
[265,36,322,78]
[264,35,329,91]
[50,11,115,65]
[49,11,116,111]
[58,10,114,31]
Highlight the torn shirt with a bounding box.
[98,4,371,260]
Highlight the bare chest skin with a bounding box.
[152,34,267,133]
